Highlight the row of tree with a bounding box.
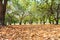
[0,0,60,25]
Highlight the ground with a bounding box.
[0,24,60,40]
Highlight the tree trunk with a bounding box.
[40,19,42,24]
[55,4,60,25]
[24,21,26,24]
[19,19,22,25]
[29,20,33,24]
[0,0,3,25]
[0,0,8,26]
[43,21,45,24]
[19,21,22,25]
[49,17,51,24]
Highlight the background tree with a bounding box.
[3,0,60,25]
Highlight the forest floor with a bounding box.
[0,24,60,40]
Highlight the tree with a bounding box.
[0,0,8,26]
[3,0,60,25]
[55,4,60,24]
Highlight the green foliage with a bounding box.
[5,0,60,25]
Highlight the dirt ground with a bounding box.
[0,24,60,40]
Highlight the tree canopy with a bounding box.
[3,0,60,25]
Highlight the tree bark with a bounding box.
[0,0,3,25]
[0,0,8,26]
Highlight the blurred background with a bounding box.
[4,0,60,25]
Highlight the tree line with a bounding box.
[0,0,60,25]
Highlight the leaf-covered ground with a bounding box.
[0,24,60,40]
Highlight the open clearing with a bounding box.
[0,24,60,40]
